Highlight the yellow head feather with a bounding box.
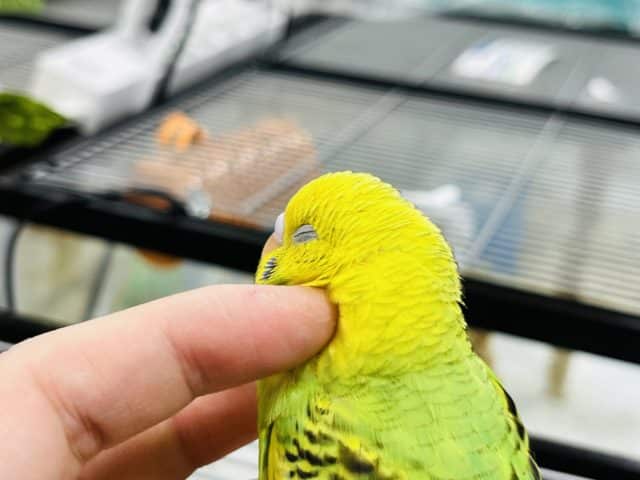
[257,171,465,377]
[256,172,538,480]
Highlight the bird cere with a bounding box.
[255,172,539,479]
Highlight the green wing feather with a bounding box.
[0,93,67,147]
[260,357,540,479]
[0,0,43,13]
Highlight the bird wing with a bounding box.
[487,368,542,480]
[260,392,404,480]
[259,369,540,480]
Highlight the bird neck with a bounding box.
[312,257,471,385]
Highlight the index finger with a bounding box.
[0,285,335,477]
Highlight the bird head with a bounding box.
[256,172,459,300]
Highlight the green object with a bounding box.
[0,93,67,147]
[0,0,43,12]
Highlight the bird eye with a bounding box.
[274,212,285,244]
[293,224,318,244]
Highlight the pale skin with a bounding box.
[0,237,336,479]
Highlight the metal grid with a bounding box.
[323,94,551,265]
[280,17,640,120]
[279,16,593,106]
[470,120,640,315]
[0,22,74,92]
[574,41,640,119]
[18,69,386,225]
[429,27,594,107]
[13,68,640,318]
[277,17,485,84]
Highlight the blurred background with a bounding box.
[0,1,639,479]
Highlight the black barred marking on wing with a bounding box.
[503,388,519,418]
[289,438,336,469]
[283,432,390,478]
[302,447,324,466]
[500,385,541,480]
[308,401,330,419]
[296,467,319,478]
[292,438,303,458]
[262,421,275,477]
[337,443,400,479]
[500,386,527,443]
[531,459,542,480]
[324,455,337,465]
[304,429,319,444]
[274,400,402,479]
[339,445,375,474]
[303,428,336,446]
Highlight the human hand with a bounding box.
[0,281,336,480]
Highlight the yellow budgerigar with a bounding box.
[255,172,540,480]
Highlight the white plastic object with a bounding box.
[586,77,621,104]
[274,212,285,244]
[168,0,286,93]
[29,0,286,135]
[403,184,462,208]
[273,0,429,19]
[451,38,556,87]
[402,185,475,268]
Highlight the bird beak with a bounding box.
[261,233,280,257]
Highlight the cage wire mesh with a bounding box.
[275,16,489,90]
[0,22,75,93]
[277,14,621,113]
[10,67,640,317]
[1,11,638,478]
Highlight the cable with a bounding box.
[81,187,190,321]
[148,0,172,32]
[151,0,202,105]
[99,187,189,216]
[1,190,96,316]
[1,185,188,318]
[82,243,115,321]
[4,221,24,313]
